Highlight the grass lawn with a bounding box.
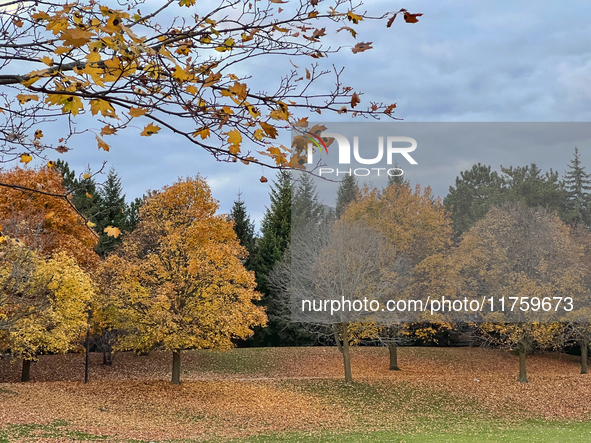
[0,347,590,442]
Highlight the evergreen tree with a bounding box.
[386,161,409,187]
[292,173,325,231]
[444,164,506,236]
[54,159,102,225]
[124,196,144,232]
[501,163,568,221]
[564,147,591,228]
[335,174,358,219]
[96,168,128,257]
[228,191,257,270]
[250,171,292,346]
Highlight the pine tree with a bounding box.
[335,174,358,219]
[444,164,506,236]
[564,147,591,228]
[228,192,257,270]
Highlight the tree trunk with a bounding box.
[172,351,181,385]
[518,344,528,383]
[102,351,112,365]
[21,359,31,383]
[388,343,400,371]
[333,323,352,384]
[581,340,589,375]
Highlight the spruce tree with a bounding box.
[228,192,257,270]
[250,171,292,346]
[564,147,591,228]
[253,171,292,294]
[292,173,325,231]
[386,161,409,187]
[96,168,128,257]
[54,159,102,225]
[335,174,358,219]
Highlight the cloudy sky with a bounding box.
[42,0,591,229]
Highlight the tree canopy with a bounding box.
[1,0,419,178]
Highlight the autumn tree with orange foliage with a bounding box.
[0,166,98,270]
[99,177,266,384]
[342,183,454,371]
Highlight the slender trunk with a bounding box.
[333,323,353,383]
[388,343,400,371]
[581,340,589,375]
[102,351,112,365]
[518,343,528,383]
[85,310,91,384]
[21,359,31,382]
[172,351,181,385]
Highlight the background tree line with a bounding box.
[1,146,590,384]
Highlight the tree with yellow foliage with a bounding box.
[342,183,455,371]
[451,204,586,383]
[0,246,95,382]
[100,176,266,384]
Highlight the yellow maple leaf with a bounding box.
[17,94,39,104]
[347,11,364,24]
[129,107,148,117]
[86,192,93,199]
[90,99,117,118]
[34,129,43,139]
[54,46,70,55]
[141,123,161,136]
[194,128,210,139]
[104,226,122,238]
[229,82,248,100]
[83,173,91,179]
[21,76,40,87]
[46,160,55,168]
[86,221,96,228]
[20,154,33,164]
[40,56,54,66]
[253,129,264,141]
[186,85,199,94]
[226,129,242,146]
[96,135,110,151]
[61,96,83,115]
[61,28,94,47]
[46,17,68,35]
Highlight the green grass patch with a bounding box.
[222,421,591,443]
[189,348,275,375]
